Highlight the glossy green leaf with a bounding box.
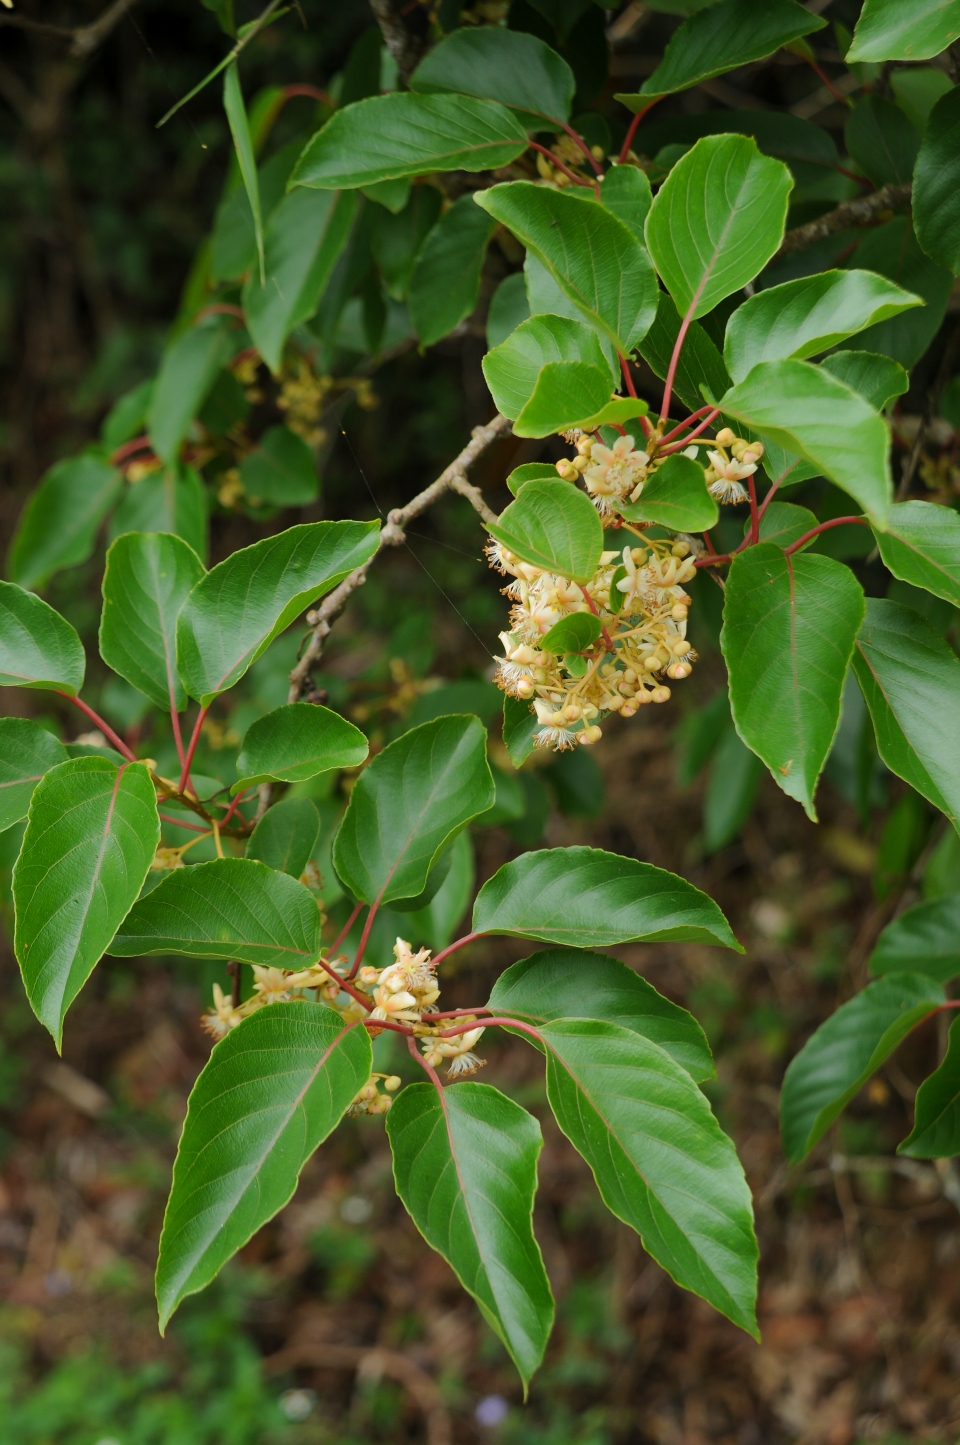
[513,362,642,438]
[747,501,817,550]
[618,453,719,532]
[147,322,235,465]
[780,973,944,1162]
[108,857,323,966]
[387,1081,554,1389]
[0,581,85,695]
[291,94,529,190]
[913,84,960,275]
[234,702,367,791]
[369,185,442,301]
[874,500,960,608]
[483,314,615,421]
[722,544,865,819]
[900,1014,960,1156]
[503,695,539,768]
[14,758,159,1044]
[540,612,601,655]
[223,63,264,283]
[892,66,954,130]
[488,949,714,1081]
[487,273,530,349]
[719,359,892,528]
[333,714,493,907]
[645,135,792,321]
[239,426,319,507]
[845,95,920,189]
[723,271,921,384]
[0,719,67,833]
[598,165,652,243]
[523,253,619,380]
[8,452,122,592]
[476,182,659,353]
[246,797,320,878]
[819,350,908,411]
[507,463,559,497]
[210,139,300,282]
[409,25,574,125]
[847,0,960,62]
[846,218,953,371]
[852,598,960,829]
[109,465,208,562]
[408,195,497,346]
[177,520,379,705]
[870,895,960,983]
[618,0,825,105]
[538,1019,757,1335]
[473,846,741,950]
[100,532,205,714]
[156,1002,371,1328]
[637,292,731,413]
[486,480,603,584]
[403,829,474,951]
[703,723,763,855]
[243,188,357,373]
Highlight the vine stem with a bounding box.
[748,476,760,546]
[169,703,186,769]
[349,901,379,978]
[407,1033,444,1089]
[436,1016,543,1043]
[56,692,136,761]
[659,405,715,445]
[430,932,487,969]
[783,516,868,555]
[158,812,209,833]
[618,98,662,164]
[528,141,594,189]
[430,1006,493,1019]
[179,704,209,794]
[314,957,372,1010]
[561,121,603,177]
[579,585,615,650]
[330,902,364,957]
[658,408,720,455]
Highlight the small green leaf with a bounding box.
[488,948,714,1081]
[483,313,615,421]
[507,463,559,497]
[472,845,741,950]
[618,452,718,532]
[723,270,921,384]
[540,612,601,654]
[637,291,731,413]
[874,500,960,608]
[503,695,538,768]
[513,362,639,438]
[598,165,651,242]
[156,1002,371,1328]
[14,758,159,1045]
[538,1019,758,1335]
[291,93,529,190]
[870,895,960,983]
[7,452,122,592]
[147,322,236,466]
[748,501,817,550]
[780,973,944,1163]
[722,544,865,819]
[818,350,908,411]
[486,479,603,583]
[475,182,659,353]
[0,581,85,695]
[333,714,494,906]
[719,358,892,528]
[101,379,154,452]
[845,95,920,188]
[913,84,960,274]
[387,1081,554,1390]
[109,465,208,562]
[176,520,379,705]
[246,797,320,878]
[100,532,205,714]
[645,134,792,321]
[846,0,960,62]
[235,702,367,791]
[900,1014,960,1156]
[0,719,67,833]
[239,426,320,507]
[108,857,323,966]
[223,63,264,283]
[852,598,960,829]
[410,25,574,125]
[408,195,497,346]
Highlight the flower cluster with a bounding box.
[556,432,650,515]
[348,1072,402,1116]
[703,427,764,505]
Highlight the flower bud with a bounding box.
[579,724,602,744]
[651,685,671,703]
[556,459,578,481]
[715,427,736,447]
[671,604,688,621]
[358,966,379,984]
[384,1075,402,1092]
[516,677,535,698]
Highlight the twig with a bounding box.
[774,183,911,259]
[0,0,139,57]
[368,0,428,86]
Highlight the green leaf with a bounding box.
[156,1002,371,1328]
[913,84,960,275]
[780,973,944,1163]
[291,94,530,190]
[488,948,714,1081]
[14,758,159,1044]
[486,479,603,584]
[246,796,320,878]
[100,532,205,714]
[177,520,379,705]
[874,500,960,608]
[386,1081,554,1389]
[538,1019,758,1335]
[618,452,718,532]
[409,25,574,125]
[618,0,825,105]
[540,612,601,654]
[845,95,920,188]
[108,857,323,966]
[722,544,865,819]
[483,313,614,421]
[723,270,921,384]
[239,426,320,507]
[101,379,153,452]
[870,895,960,983]
[819,350,908,411]
[402,829,474,951]
[210,139,300,282]
[747,500,817,550]
[892,66,954,130]
[109,465,208,562]
[852,598,960,829]
[223,63,264,284]
[488,273,530,349]
[369,186,443,301]
[637,291,731,413]
[0,719,67,833]
[719,358,892,528]
[472,846,741,950]
[900,1014,960,1156]
[703,723,763,855]
[362,177,411,213]
[202,0,235,37]
[0,581,85,695]
[234,702,368,791]
[507,463,559,497]
[243,189,357,373]
[333,715,493,906]
[503,695,538,768]
[147,322,235,466]
[846,0,960,62]
[644,135,792,321]
[408,195,498,346]
[7,452,122,592]
[598,165,652,243]
[513,362,641,438]
[846,217,953,371]
[475,182,659,353]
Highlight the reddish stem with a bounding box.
[561,121,603,177]
[219,789,249,829]
[56,692,136,761]
[365,1017,414,1035]
[579,585,615,650]
[349,900,379,978]
[804,54,853,109]
[702,530,718,556]
[110,434,153,466]
[430,931,487,970]
[158,811,210,833]
[330,902,364,957]
[283,83,334,106]
[660,405,715,445]
[314,955,372,1010]
[407,1033,444,1089]
[170,704,186,769]
[748,476,760,545]
[437,1016,544,1044]
[430,1006,493,1019]
[620,353,638,398]
[193,302,245,324]
[783,516,868,555]
[179,704,209,794]
[938,1001,960,1010]
[659,409,720,455]
[694,553,732,569]
[756,478,780,525]
[529,141,594,189]
[618,99,663,164]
